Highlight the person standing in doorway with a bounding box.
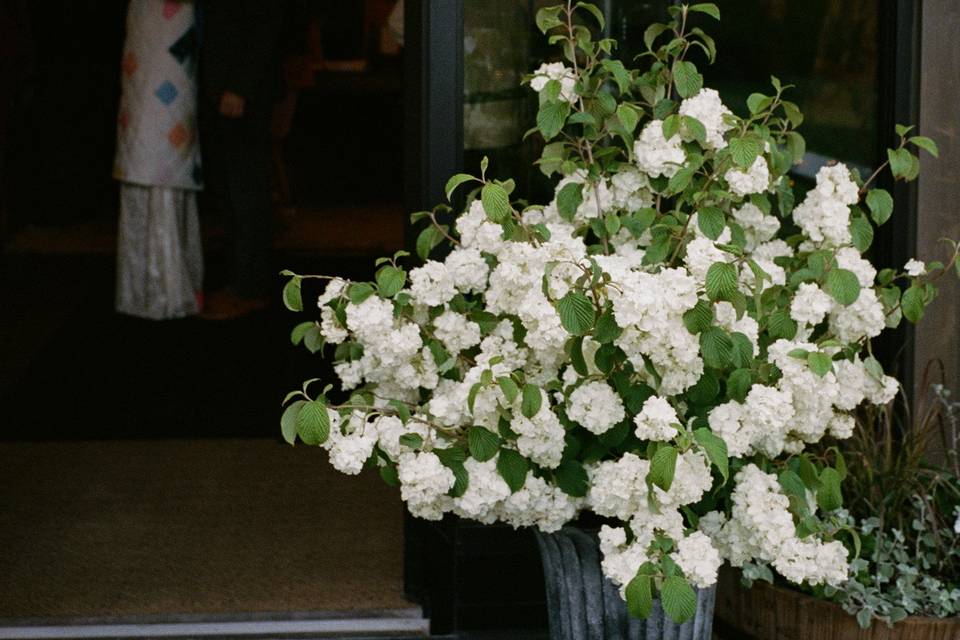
[114,0,203,320]
[199,1,285,320]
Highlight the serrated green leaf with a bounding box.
[866,189,894,226]
[778,469,807,498]
[697,207,725,240]
[682,299,714,334]
[537,100,571,140]
[468,426,502,462]
[729,137,762,168]
[415,225,444,260]
[849,214,874,252]
[481,183,512,222]
[672,60,702,99]
[694,427,728,483]
[826,268,861,306]
[766,309,797,340]
[687,370,719,405]
[649,445,678,491]
[521,383,543,419]
[593,309,623,344]
[496,449,529,492]
[699,326,732,369]
[557,290,595,335]
[705,262,738,301]
[625,573,653,619]
[661,576,697,624]
[296,399,330,445]
[399,433,424,449]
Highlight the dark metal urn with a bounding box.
[535,527,716,640]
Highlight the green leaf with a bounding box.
[399,433,424,449]
[865,189,894,226]
[601,59,632,95]
[575,1,606,28]
[568,336,588,376]
[497,376,520,403]
[849,214,874,252]
[448,461,469,498]
[468,426,502,462]
[782,133,805,167]
[617,103,639,133]
[416,225,444,260]
[672,60,702,99]
[290,321,315,346]
[901,285,926,323]
[729,137,762,168]
[661,576,697,624]
[644,23,669,51]
[557,291,596,335]
[481,183,512,223]
[887,148,913,179]
[556,182,584,221]
[807,351,833,377]
[554,460,589,497]
[535,5,564,33]
[379,462,399,486]
[625,574,653,619]
[296,399,330,445]
[445,173,476,201]
[688,3,720,20]
[649,445,678,491]
[376,266,406,298]
[817,467,843,511]
[496,449,529,492]
[537,100,571,140]
[746,93,771,115]
[726,368,752,403]
[826,268,861,306]
[681,115,707,146]
[280,399,306,444]
[521,383,543,419]
[687,370,719,405]
[662,114,681,141]
[909,135,939,157]
[699,326,732,370]
[593,309,623,344]
[682,299,714,334]
[705,262,738,301]
[697,207,726,240]
[348,282,376,304]
[303,325,323,353]
[283,277,303,312]
[778,469,807,498]
[766,309,797,340]
[694,427,728,483]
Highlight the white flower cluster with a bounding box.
[291,50,931,608]
[678,88,733,149]
[530,62,578,105]
[793,164,859,248]
[705,465,849,587]
[634,120,686,178]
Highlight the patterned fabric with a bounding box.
[114,0,201,190]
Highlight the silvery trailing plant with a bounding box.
[280,1,955,625]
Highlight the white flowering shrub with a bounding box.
[280,2,955,625]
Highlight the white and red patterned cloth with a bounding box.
[114,0,201,190]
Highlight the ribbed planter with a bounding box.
[535,527,716,640]
[715,566,960,640]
